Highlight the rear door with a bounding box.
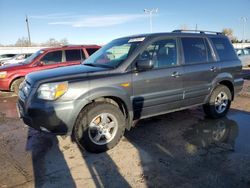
[180,37,219,107]
[132,38,184,119]
[60,49,85,67]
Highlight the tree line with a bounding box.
[0,37,69,47]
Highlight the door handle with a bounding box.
[210,66,217,72]
[171,71,181,78]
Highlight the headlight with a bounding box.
[0,71,7,78]
[37,81,68,100]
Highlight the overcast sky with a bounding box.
[0,0,249,45]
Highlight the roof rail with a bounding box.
[61,44,100,48]
[172,30,223,35]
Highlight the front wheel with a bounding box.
[73,102,126,153]
[203,85,232,119]
[11,78,24,94]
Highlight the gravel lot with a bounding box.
[0,75,250,188]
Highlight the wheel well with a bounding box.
[10,77,25,91]
[219,80,234,100]
[92,96,130,127]
[93,97,128,117]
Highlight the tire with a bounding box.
[203,85,232,119]
[11,78,24,94]
[73,102,126,153]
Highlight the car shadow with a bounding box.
[26,128,76,188]
[75,146,132,188]
[124,108,250,188]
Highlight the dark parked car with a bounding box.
[0,45,100,93]
[17,30,243,153]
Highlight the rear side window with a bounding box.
[41,51,62,64]
[210,37,237,61]
[86,48,99,56]
[181,37,208,64]
[65,50,81,61]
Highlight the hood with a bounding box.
[26,64,109,87]
[0,63,27,71]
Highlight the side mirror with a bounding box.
[37,61,44,66]
[136,59,154,71]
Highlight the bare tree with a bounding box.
[42,38,69,47]
[180,24,189,30]
[6,38,69,47]
[15,37,30,47]
[222,28,237,42]
[59,38,69,46]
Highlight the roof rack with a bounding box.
[172,30,223,35]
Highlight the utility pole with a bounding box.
[144,8,158,33]
[240,17,247,48]
[25,15,31,46]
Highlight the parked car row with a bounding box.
[15,30,243,153]
[0,45,100,93]
[0,53,17,64]
[0,53,32,66]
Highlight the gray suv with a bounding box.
[17,30,243,153]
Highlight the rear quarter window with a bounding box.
[210,37,237,61]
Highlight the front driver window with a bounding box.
[40,51,62,64]
[140,39,177,68]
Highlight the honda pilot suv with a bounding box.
[0,45,100,93]
[17,30,243,153]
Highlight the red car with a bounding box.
[0,45,100,93]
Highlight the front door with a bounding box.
[132,38,184,119]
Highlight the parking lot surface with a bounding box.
[1,79,250,188]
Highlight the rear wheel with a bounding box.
[11,78,24,94]
[203,85,232,119]
[73,102,126,153]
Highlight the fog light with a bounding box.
[40,126,51,132]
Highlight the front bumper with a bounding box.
[234,78,244,94]
[0,78,10,91]
[17,97,89,135]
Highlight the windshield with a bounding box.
[22,50,44,64]
[83,37,144,68]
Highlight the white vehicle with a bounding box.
[1,53,32,65]
[239,55,250,67]
[0,54,17,64]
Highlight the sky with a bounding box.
[0,0,249,45]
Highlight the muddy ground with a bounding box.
[1,71,250,188]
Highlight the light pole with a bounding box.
[240,16,247,47]
[144,8,158,33]
[26,15,31,46]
